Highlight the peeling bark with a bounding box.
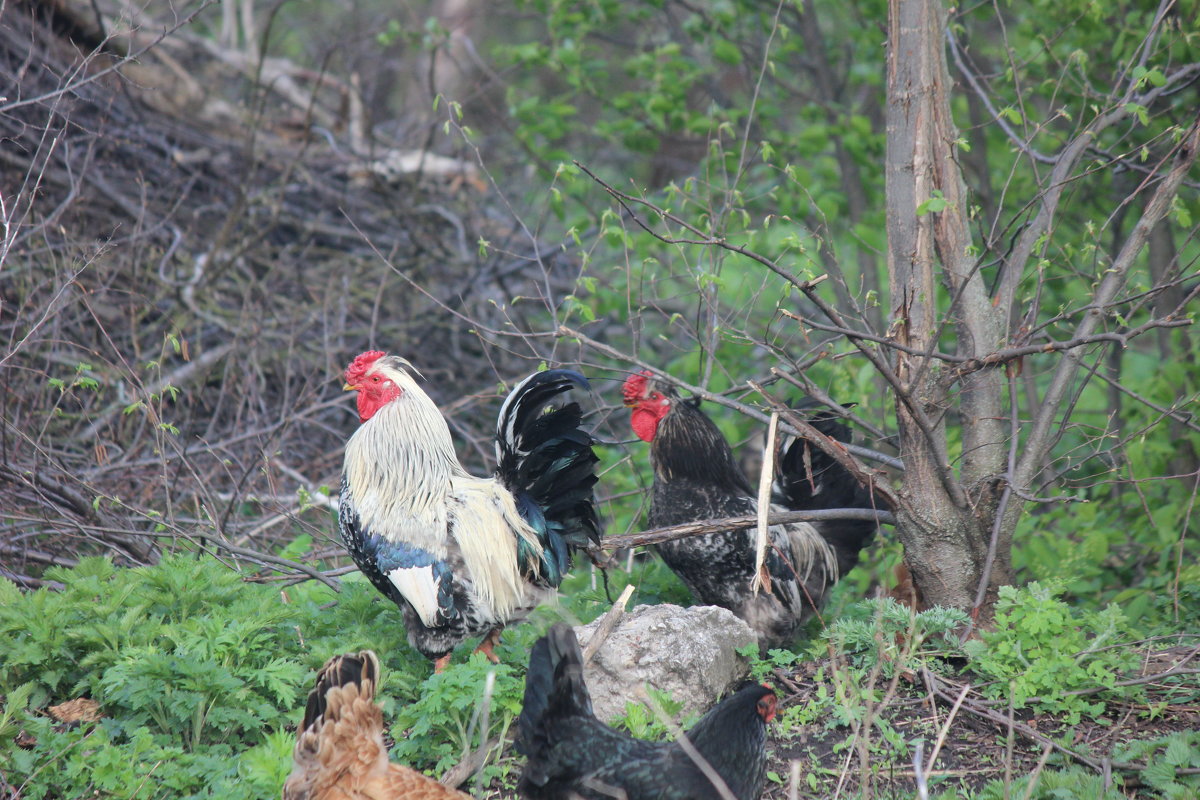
[885,0,1200,616]
[886,0,1003,611]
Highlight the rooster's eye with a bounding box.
[371,375,380,382]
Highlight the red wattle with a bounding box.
[630,406,661,442]
[357,384,402,422]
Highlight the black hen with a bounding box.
[517,623,776,800]
[623,371,878,647]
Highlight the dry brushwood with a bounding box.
[0,0,584,581]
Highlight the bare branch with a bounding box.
[559,325,904,471]
[949,317,1194,381]
[1015,112,1200,490]
[600,509,895,551]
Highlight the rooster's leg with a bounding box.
[474,627,503,664]
[432,654,452,673]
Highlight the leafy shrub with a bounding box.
[612,687,695,741]
[0,554,489,798]
[963,583,1140,725]
[818,597,969,677]
[389,652,525,784]
[742,643,807,682]
[963,765,1127,800]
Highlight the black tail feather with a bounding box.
[496,370,601,581]
[517,623,593,758]
[775,405,880,574]
[776,408,869,510]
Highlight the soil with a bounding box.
[759,646,1200,798]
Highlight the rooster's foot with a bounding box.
[474,628,503,664]
[432,654,452,673]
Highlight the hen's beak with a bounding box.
[343,383,356,391]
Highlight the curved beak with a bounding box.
[343,383,356,391]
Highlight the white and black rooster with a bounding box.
[339,351,601,670]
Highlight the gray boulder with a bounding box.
[574,603,758,724]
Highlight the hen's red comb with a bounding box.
[344,350,386,384]
[621,370,652,404]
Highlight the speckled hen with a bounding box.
[623,371,877,648]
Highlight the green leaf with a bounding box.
[916,190,949,216]
[1124,102,1149,125]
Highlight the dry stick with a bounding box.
[922,671,1108,773]
[788,760,803,800]
[601,509,895,551]
[193,538,345,592]
[474,670,496,794]
[1022,744,1056,800]
[581,583,636,665]
[438,737,498,790]
[1004,689,1016,799]
[912,740,930,800]
[751,412,779,596]
[250,564,357,585]
[0,567,65,591]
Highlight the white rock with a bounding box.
[574,603,757,724]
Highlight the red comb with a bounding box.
[345,350,386,384]
[621,371,652,404]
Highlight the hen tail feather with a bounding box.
[775,405,879,573]
[517,623,596,784]
[299,650,381,733]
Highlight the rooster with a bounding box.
[622,371,877,648]
[283,650,470,800]
[339,352,601,670]
[517,623,776,800]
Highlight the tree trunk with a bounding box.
[886,0,1004,611]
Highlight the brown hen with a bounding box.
[283,650,469,800]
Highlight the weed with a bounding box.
[963,583,1141,724]
[0,555,466,798]
[612,687,695,740]
[818,597,969,678]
